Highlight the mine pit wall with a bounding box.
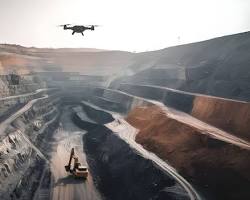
[0,88,58,123]
[98,88,154,113]
[109,67,186,89]
[0,130,46,200]
[118,83,250,140]
[61,86,153,114]
[72,114,190,200]
[72,112,100,131]
[60,86,105,104]
[61,84,250,141]
[191,96,250,141]
[71,100,190,199]
[48,80,106,88]
[126,105,250,200]
[87,96,127,113]
[81,102,114,124]
[0,90,45,122]
[0,92,60,199]
[118,83,195,113]
[15,98,60,145]
[0,74,45,99]
[40,73,109,89]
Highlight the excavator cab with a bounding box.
[65,148,88,179]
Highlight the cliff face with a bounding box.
[0,91,60,199]
[0,74,44,98]
[191,96,250,141]
[118,83,250,141]
[126,105,250,200]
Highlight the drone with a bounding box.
[58,24,100,36]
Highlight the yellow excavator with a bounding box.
[65,148,88,179]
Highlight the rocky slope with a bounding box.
[191,96,250,141]
[126,104,250,200]
[1,30,250,200]
[0,90,60,199]
[83,125,190,200]
[0,74,45,98]
[72,107,191,200]
[118,83,250,141]
[110,31,250,101]
[2,31,250,100]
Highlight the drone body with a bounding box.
[59,24,99,36]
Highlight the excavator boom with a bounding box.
[64,147,88,179]
[65,148,75,172]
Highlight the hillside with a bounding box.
[0,44,134,75]
[126,104,250,200]
[1,31,250,100]
[111,31,250,101]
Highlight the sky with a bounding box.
[0,0,250,52]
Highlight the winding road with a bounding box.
[92,86,250,150]
[0,95,48,134]
[0,88,55,135]
[106,117,202,200]
[80,100,202,200]
[50,106,102,200]
[82,91,250,200]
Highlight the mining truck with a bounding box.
[65,148,88,178]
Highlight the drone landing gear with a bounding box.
[81,32,84,36]
[72,31,75,35]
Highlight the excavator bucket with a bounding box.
[65,165,70,172]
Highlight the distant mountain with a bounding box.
[1,31,250,100]
[0,44,108,53]
[111,31,250,101]
[0,44,134,75]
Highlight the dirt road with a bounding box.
[50,106,102,200]
[106,118,202,200]
[0,94,48,134]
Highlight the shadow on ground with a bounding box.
[54,175,86,186]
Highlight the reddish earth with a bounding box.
[0,54,29,74]
[0,51,48,75]
[126,105,250,199]
[191,96,250,141]
[0,44,134,75]
[37,51,133,75]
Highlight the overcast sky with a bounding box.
[0,0,249,52]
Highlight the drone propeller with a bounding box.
[58,24,71,27]
[86,25,101,27]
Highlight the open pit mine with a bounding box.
[0,31,250,200]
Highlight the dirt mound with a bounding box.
[126,105,250,199]
[191,96,250,141]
